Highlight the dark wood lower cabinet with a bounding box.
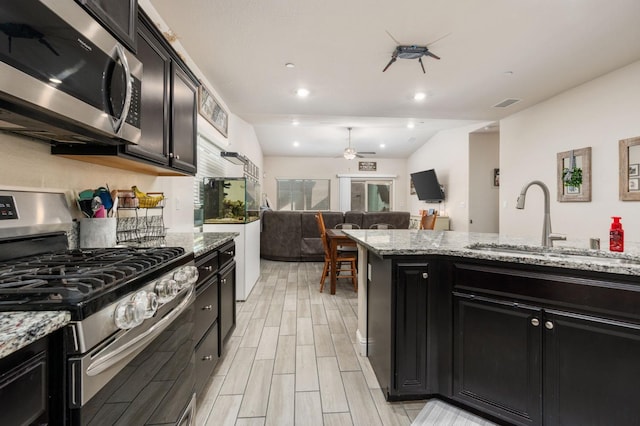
[368,256,431,400]
[543,310,640,426]
[453,294,542,426]
[219,261,236,348]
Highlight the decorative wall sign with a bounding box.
[198,84,228,137]
[358,161,377,171]
[493,168,500,187]
[557,147,591,202]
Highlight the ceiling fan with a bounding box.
[343,127,376,160]
[382,31,446,74]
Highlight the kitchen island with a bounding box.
[345,230,640,426]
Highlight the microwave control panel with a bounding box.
[0,196,18,220]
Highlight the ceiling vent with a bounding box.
[493,98,521,108]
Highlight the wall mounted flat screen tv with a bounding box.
[411,169,445,202]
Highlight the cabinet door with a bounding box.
[170,63,197,174]
[219,262,236,350]
[543,310,640,426]
[77,0,137,51]
[453,294,542,426]
[394,262,429,397]
[367,256,392,397]
[125,21,170,165]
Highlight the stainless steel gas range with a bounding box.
[0,190,198,425]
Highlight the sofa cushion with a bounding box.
[344,211,364,229]
[361,211,410,229]
[259,210,302,261]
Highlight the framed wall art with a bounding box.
[198,84,228,137]
[557,147,591,202]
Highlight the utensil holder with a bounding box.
[80,218,117,248]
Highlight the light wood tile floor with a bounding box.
[197,260,495,426]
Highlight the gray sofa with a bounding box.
[260,210,411,261]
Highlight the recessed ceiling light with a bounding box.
[407,123,415,129]
[413,92,426,101]
[285,63,295,68]
[293,141,300,147]
[292,120,300,126]
[380,144,386,148]
[296,88,310,97]
[49,78,62,84]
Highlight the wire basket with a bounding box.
[138,193,165,208]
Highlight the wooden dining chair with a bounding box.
[334,223,359,253]
[420,211,438,230]
[315,212,357,293]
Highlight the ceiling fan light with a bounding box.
[343,147,357,160]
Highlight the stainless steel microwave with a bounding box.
[0,0,142,145]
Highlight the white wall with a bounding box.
[0,133,157,216]
[500,59,640,244]
[262,157,408,211]
[468,132,500,233]
[407,122,488,231]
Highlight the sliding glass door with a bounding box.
[350,180,393,211]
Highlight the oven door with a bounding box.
[68,289,196,425]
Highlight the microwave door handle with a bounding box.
[110,44,132,134]
[86,286,194,377]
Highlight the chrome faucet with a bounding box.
[516,180,566,247]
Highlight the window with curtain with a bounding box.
[276,179,330,210]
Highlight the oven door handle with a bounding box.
[86,287,194,377]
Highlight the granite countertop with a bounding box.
[344,230,640,276]
[0,311,70,359]
[163,232,239,257]
[119,232,239,257]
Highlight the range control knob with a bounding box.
[114,292,148,330]
[155,278,179,302]
[174,266,198,289]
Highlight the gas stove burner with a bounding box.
[0,246,189,314]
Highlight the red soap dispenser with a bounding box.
[609,216,624,252]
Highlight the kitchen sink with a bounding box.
[466,243,640,266]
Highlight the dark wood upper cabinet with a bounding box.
[169,62,198,174]
[124,19,170,165]
[76,0,138,52]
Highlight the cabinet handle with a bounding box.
[202,355,213,361]
[545,321,554,330]
[422,272,428,279]
[531,318,540,327]
[204,266,213,272]
[224,251,234,256]
[169,153,180,160]
[202,305,213,311]
[221,278,226,284]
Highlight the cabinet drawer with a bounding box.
[218,242,235,270]
[195,277,219,345]
[195,322,219,398]
[453,262,640,324]
[196,250,218,287]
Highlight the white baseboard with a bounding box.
[356,329,369,356]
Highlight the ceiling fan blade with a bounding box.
[426,32,451,47]
[385,29,402,45]
[358,151,376,155]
